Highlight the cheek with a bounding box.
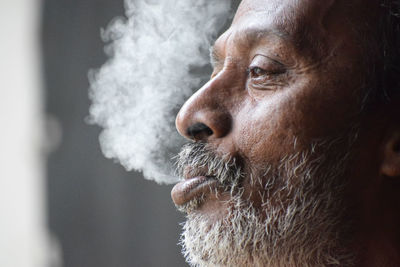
[289,75,360,138]
[233,95,297,168]
[230,68,360,169]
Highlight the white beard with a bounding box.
[179,136,359,267]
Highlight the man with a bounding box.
[171,0,400,266]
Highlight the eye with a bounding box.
[246,64,286,81]
[247,61,286,79]
[246,55,287,90]
[248,66,268,78]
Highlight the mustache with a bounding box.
[175,142,243,189]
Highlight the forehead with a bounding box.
[235,0,336,17]
[215,0,361,60]
[233,0,336,35]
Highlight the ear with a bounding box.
[381,131,400,177]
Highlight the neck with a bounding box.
[355,231,400,267]
[353,178,400,267]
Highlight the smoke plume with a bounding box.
[88,0,234,184]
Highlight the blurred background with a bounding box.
[0,0,238,266]
[42,0,186,266]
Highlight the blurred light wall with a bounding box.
[0,0,53,266]
[42,1,187,266]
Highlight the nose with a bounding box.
[175,78,232,141]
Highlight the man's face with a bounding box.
[172,0,378,265]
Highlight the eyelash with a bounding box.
[247,64,286,74]
[246,66,287,90]
[247,66,264,78]
[247,66,285,79]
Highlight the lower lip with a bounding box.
[171,176,217,206]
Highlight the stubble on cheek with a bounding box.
[179,128,360,267]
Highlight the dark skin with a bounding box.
[354,99,400,267]
[174,0,400,265]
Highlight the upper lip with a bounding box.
[182,166,215,181]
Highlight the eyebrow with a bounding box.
[209,27,291,68]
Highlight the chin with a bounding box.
[180,177,354,267]
[175,131,360,266]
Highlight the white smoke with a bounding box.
[88,0,234,184]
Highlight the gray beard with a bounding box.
[177,130,359,267]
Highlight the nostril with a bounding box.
[187,123,213,140]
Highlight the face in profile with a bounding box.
[171,0,400,266]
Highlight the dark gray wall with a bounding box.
[42,1,187,266]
